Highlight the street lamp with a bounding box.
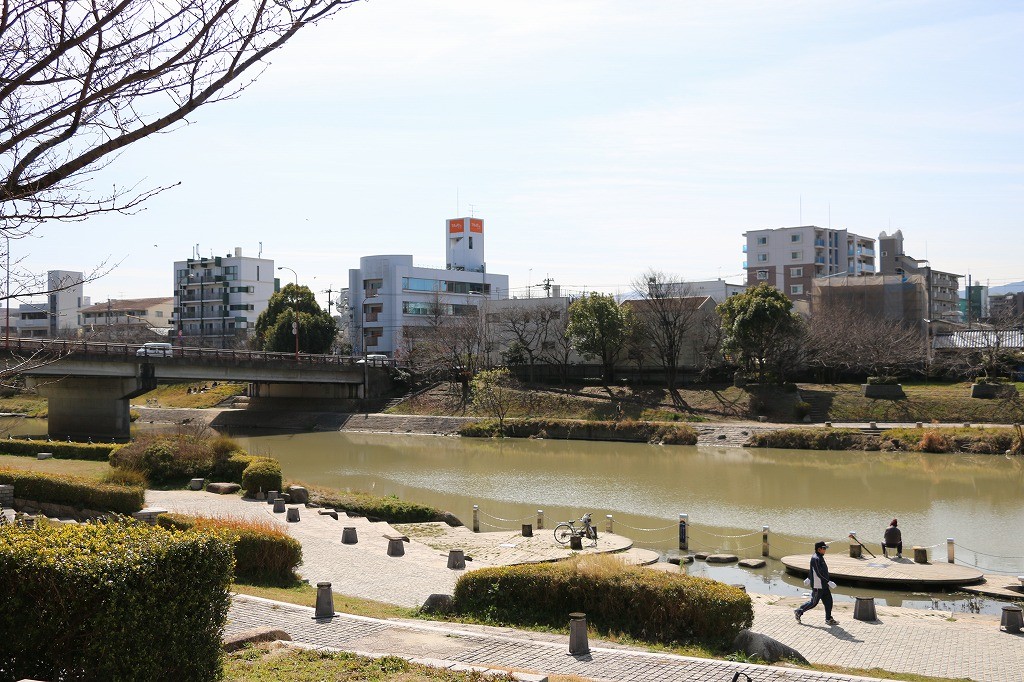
[277,267,299,360]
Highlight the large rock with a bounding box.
[733,629,807,664]
[222,628,292,652]
[286,486,309,504]
[739,558,766,568]
[207,482,241,495]
[705,553,739,564]
[420,593,454,615]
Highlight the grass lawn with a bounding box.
[0,453,111,480]
[802,381,1024,423]
[231,582,414,621]
[134,381,247,409]
[0,393,47,417]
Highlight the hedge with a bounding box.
[313,489,448,524]
[240,457,282,496]
[157,513,302,585]
[0,467,144,515]
[452,555,752,648]
[460,418,698,445]
[746,428,873,451]
[0,522,233,682]
[0,438,118,461]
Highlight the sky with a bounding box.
[16,0,1024,306]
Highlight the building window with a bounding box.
[881,251,887,257]
[791,233,801,243]
[402,277,438,292]
[790,267,803,277]
[155,311,164,317]
[757,236,768,245]
[468,236,473,249]
[757,253,767,262]
[790,284,804,295]
[756,270,769,281]
[791,250,802,260]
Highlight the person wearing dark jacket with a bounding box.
[882,519,903,559]
[795,541,838,625]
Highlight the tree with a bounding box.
[537,302,577,385]
[493,302,561,383]
[628,270,701,401]
[253,284,336,354]
[470,368,522,431]
[1,0,361,236]
[716,284,802,384]
[567,293,627,385]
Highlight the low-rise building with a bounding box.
[80,297,174,336]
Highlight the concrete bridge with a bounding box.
[6,339,391,441]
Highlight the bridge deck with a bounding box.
[781,553,983,587]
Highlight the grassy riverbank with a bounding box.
[749,426,1023,454]
[802,381,1024,423]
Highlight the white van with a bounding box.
[136,342,174,357]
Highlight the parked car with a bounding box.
[135,342,173,357]
[355,354,389,366]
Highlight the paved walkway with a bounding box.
[151,490,1024,681]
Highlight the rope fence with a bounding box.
[467,505,1024,570]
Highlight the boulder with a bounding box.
[420,593,454,615]
[693,552,710,560]
[222,627,291,652]
[705,553,739,564]
[286,486,309,504]
[733,629,807,664]
[739,558,766,568]
[667,555,695,565]
[207,482,241,495]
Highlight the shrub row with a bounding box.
[452,555,752,648]
[313,489,449,524]
[157,513,302,585]
[0,438,119,461]
[0,522,233,682]
[460,418,698,445]
[882,427,1021,454]
[747,428,873,451]
[0,467,144,514]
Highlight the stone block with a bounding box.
[387,537,405,557]
[188,478,205,491]
[854,596,877,621]
[207,482,241,495]
[733,629,807,664]
[738,558,766,568]
[341,526,358,544]
[447,549,466,570]
[36,452,52,460]
[286,506,300,522]
[420,593,454,615]
[706,553,739,564]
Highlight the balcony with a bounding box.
[742,244,748,253]
[814,239,826,247]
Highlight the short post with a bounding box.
[568,612,589,655]
[273,498,286,513]
[537,509,544,530]
[762,526,769,557]
[570,534,583,551]
[387,537,405,557]
[314,582,335,619]
[341,527,358,544]
[447,549,466,570]
[606,514,614,534]
[286,506,300,522]
[267,491,279,504]
[854,596,877,622]
[824,422,832,428]
[521,523,532,537]
[188,478,204,491]
[913,546,929,564]
[473,505,479,533]
[916,421,923,428]
[679,514,688,551]
[947,538,955,564]
[869,421,876,429]
[1000,605,1023,633]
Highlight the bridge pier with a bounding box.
[28,374,155,442]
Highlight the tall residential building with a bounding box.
[172,247,276,346]
[348,217,509,358]
[16,270,87,338]
[877,230,961,322]
[743,226,875,301]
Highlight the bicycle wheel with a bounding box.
[554,523,573,545]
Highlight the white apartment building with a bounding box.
[348,217,509,358]
[743,226,875,301]
[16,270,87,338]
[172,247,276,346]
[683,279,746,304]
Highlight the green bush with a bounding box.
[110,434,262,487]
[452,555,752,648]
[0,467,144,514]
[210,453,255,483]
[157,513,302,585]
[240,457,282,496]
[459,418,698,445]
[0,438,118,461]
[747,428,873,451]
[0,522,233,682]
[313,490,447,524]
[883,427,1017,454]
[100,467,148,488]
[793,401,812,420]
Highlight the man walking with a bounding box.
[795,541,838,625]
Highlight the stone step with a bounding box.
[616,547,660,566]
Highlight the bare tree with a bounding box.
[492,302,562,383]
[2,0,362,236]
[805,301,925,380]
[537,302,576,385]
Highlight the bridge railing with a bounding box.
[0,337,391,368]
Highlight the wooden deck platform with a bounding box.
[781,553,984,587]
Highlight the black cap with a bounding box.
[814,541,829,551]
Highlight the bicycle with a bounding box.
[554,513,598,546]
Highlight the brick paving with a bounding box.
[151,490,1024,681]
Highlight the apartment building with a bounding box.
[877,230,961,322]
[348,217,509,358]
[15,270,88,338]
[743,226,875,301]
[172,247,276,347]
[80,297,174,333]
[682,279,746,304]
[990,292,1024,321]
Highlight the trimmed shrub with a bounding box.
[0,467,144,514]
[210,453,255,483]
[0,522,233,682]
[453,554,752,648]
[110,433,263,488]
[0,438,118,461]
[459,418,698,445]
[240,457,282,496]
[157,513,302,584]
[313,490,447,524]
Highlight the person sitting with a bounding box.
[882,518,903,559]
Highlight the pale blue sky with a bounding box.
[22,0,1024,303]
